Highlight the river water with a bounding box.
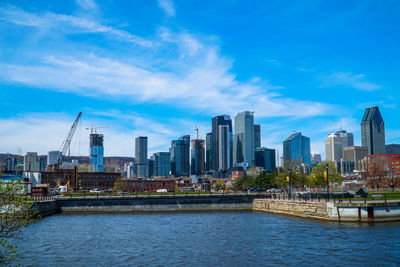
[12,212,400,266]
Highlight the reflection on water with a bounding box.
[13,212,400,266]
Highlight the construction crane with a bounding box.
[59,112,82,160]
[85,125,108,134]
[194,114,208,140]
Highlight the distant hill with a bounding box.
[0,153,135,172]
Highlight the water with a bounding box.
[12,212,400,266]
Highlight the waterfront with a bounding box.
[13,212,400,266]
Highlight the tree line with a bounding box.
[233,161,342,191]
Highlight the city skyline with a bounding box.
[1,1,400,158]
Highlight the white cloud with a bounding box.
[0,112,183,157]
[75,0,98,11]
[0,5,152,47]
[319,71,381,91]
[0,5,334,120]
[158,0,175,17]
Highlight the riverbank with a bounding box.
[253,198,400,222]
[32,195,400,223]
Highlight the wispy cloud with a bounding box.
[0,5,152,46]
[319,71,381,91]
[75,0,98,11]
[158,0,175,17]
[0,112,182,156]
[0,5,333,120]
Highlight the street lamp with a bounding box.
[391,167,394,192]
[287,169,292,199]
[324,164,329,199]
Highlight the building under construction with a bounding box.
[90,133,104,172]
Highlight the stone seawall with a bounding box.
[57,195,254,213]
[32,200,60,217]
[253,199,330,220]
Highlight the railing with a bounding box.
[54,191,273,199]
[28,194,57,202]
[256,192,400,204]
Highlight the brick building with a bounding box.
[364,154,400,189]
[125,179,175,192]
[41,169,120,191]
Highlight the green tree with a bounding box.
[307,161,342,187]
[274,171,310,191]
[254,171,278,189]
[113,178,127,192]
[233,174,255,191]
[0,175,35,265]
[214,180,226,191]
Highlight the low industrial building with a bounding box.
[41,170,120,191]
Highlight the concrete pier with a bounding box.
[253,198,400,222]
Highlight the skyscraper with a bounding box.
[205,132,212,172]
[254,124,261,148]
[218,125,231,171]
[191,139,205,175]
[233,111,254,166]
[361,106,385,155]
[336,130,354,148]
[90,134,104,172]
[255,147,276,172]
[311,153,322,165]
[23,152,40,172]
[325,133,343,162]
[283,132,311,169]
[325,130,355,163]
[135,136,148,178]
[170,135,190,177]
[211,115,232,171]
[153,152,171,177]
[5,156,15,172]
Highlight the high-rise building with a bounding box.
[170,135,190,177]
[148,158,154,178]
[361,106,385,155]
[336,130,354,148]
[205,132,212,172]
[191,139,205,175]
[254,124,261,148]
[135,136,148,178]
[23,152,40,172]
[386,144,400,154]
[90,134,104,172]
[211,115,232,171]
[311,153,322,165]
[255,147,276,172]
[325,130,354,163]
[153,152,171,177]
[218,125,231,171]
[125,162,135,179]
[233,111,254,166]
[5,156,15,172]
[325,133,343,162]
[283,132,311,169]
[47,151,62,166]
[343,146,368,164]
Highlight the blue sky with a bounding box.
[0,0,399,160]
